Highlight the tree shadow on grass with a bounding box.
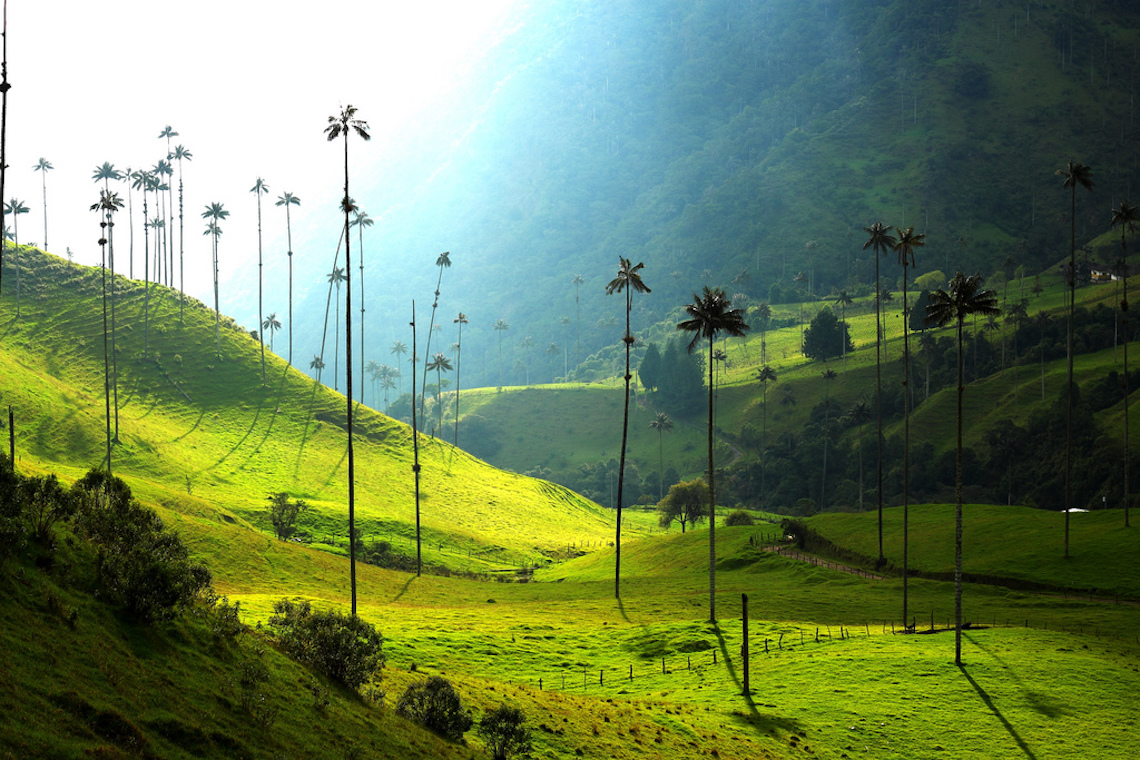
[292,379,324,479]
[958,663,1039,760]
[211,385,269,469]
[391,574,416,602]
[616,595,631,624]
[964,632,1068,719]
[172,407,206,443]
[239,364,291,468]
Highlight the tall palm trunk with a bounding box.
[286,206,294,366]
[412,302,421,577]
[1124,232,1132,528]
[359,223,366,411]
[1065,186,1075,557]
[454,321,463,447]
[99,228,112,476]
[614,287,632,599]
[875,252,884,565]
[212,227,220,358]
[341,134,358,617]
[108,214,120,441]
[333,284,341,391]
[256,191,265,384]
[178,174,185,324]
[902,263,910,628]
[954,315,965,665]
[143,196,151,358]
[706,336,716,623]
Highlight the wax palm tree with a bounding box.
[309,354,325,384]
[246,177,270,382]
[129,169,150,279]
[519,335,534,385]
[753,302,772,364]
[92,190,125,441]
[605,256,651,599]
[32,158,51,250]
[927,272,1000,665]
[262,313,282,354]
[572,273,585,372]
[1056,160,1093,557]
[365,359,380,407]
[421,251,452,420]
[153,159,173,285]
[390,340,408,394]
[649,411,674,500]
[325,104,370,616]
[351,209,374,397]
[1111,199,1138,528]
[4,198,27,316]
[493,319,510,388]
[833,290,854,371]
[327,266,347,390]
[893,225,925,628]
[847,399,871,510]
[863,221,897,567]
[426,352,453,435]
[93,194,113,475]
[172,145,192,322]
[92,161,122,191]
[677,286,749,622]
[273,192,301,365]
[545,341,560,383]
[453,312,468,446]
[202,201,229,358]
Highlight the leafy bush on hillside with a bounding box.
[724,510,755,527]
[268,598,384,691]
[73,470,211,622]
[477,704,533,760]
[395,676,472,742]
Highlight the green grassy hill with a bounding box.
[0,248,617,572]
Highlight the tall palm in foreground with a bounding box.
[493,319,510,387]
[328,266,346,390]
[94,194,113,475]
[33,158,51,250]
[453,312,468,446]
[677,286,749,623]
[927,272,999,665]
[426,352,453,435]
[862,221,897,567]
[1056,160,1093,557]
[172,145,192,323]
[893,225,925,628]
[275,191,301,365]
[96,190,125,442]
[250,177,270,383]
[202,201,229,358]
[262,313,281,354]
[4,197,27,316]
[1111,200,1138,528]
[421,251,452,420]
[352,209,374,403]
[649,411,673,500]
[325,104,370,617]
[605,257,651,599]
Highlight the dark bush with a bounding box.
[21,474,76,540]
[478,704,533,760]
[395,676,472,742]
[0,453,24,558]
[73,469,211,622]
[724,509,755,527]
[268,599,384,691]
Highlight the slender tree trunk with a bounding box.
[100,234,112,476]
[40,171,47,251]
[108,215,120,441]
[615,289,632,599]
[875,252,884,565]
[178,174,184,324]
[127,178,134,280]
[343,136,357,617]
[902,263,910,629]
[1065,185,1075,557]
[287,207,294,366]
[144,198,151,358]
[412,302,422,576]
[257,193,265,384]
[707,337,717,623]
[955,316,965,665]
[454,322,462,447]
[1124,233,1131,528]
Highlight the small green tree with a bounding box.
[269,598,384,691]
[267,492,308,541]
[656,478,710,533]
[478,705,533,760]
[396,676,472,741]
[802,307,853,361]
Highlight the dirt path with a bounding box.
[762,543,886,580]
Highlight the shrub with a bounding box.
[269,598,384,691]
[724,510,755,527]
[21,474,76,540]
[266,492,308,541]
[73,469,212,622]
[395,676,472,742]
[0,453,25,559]
[478,704,533,760]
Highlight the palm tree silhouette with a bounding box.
[327,266,347,391]
[832,290,853,372]
[153,159,173,286]
[649,411,674,500]
[893,225,925,628]
[325,104,370,617]
[351,209,374,406]
[390,340,408,395]
[847,399,871,511]
[309,354,325,384]
[453,312,468,446]
[262,313,282,354]
[158,127,178,287]
[32,158,51,251]
[92,190,125,442]
[605,256,651,599]
[1111,199,1138,528]
[93,193,114,476]
[426,352,453,436]
[862,221,897,567]
[201,201,229,358]
[1056,160,1093,558]
[756,365,777,451]
[678,286,749,622]
[927,272,999,664]
[421,251,452,420]
[493,319,510,388]
[4,197,27,316]
[364,359,380,407]
[275,192,301,366]
[251,177,270,384]
[545,341,560,383]
[172,145,192,324]
[753,301,772,364]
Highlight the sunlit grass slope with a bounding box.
[0,248,614,570]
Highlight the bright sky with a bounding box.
[5,0,518,304]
